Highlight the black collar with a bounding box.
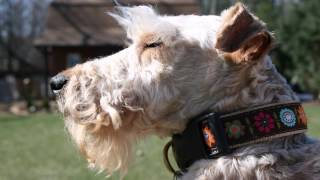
[170,102,308,172]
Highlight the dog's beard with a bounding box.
[56,76,136,177]
[60,96,136,177]
[65,118,134,177]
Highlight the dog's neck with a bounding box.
[209,56,299,114]
[156,56,299,136]
[166,57,306,178]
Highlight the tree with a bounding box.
[0,0,52,72]
[278,0,320,97]
[0,0,52,106]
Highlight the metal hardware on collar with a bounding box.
[171,112,231,171]
[198,113,231,157]
[163,141,183,179]
[168,102,308,173]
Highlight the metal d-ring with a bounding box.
[163,140,183,179]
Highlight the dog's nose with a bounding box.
[50,74,68,93]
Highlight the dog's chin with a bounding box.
[58,98,136,176]
[64,115,134,176]
[53,88,129,175]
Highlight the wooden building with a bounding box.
[34,0,200,76]
[0,0,200,103]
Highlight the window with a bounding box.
[67,53,81,68]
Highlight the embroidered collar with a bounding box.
[166,102,308,174]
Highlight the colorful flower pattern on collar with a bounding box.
[254,112,275,133]
[279,108,296,127]
[297,106,308,126]
[222,103,308,146]
[225,120,245,139]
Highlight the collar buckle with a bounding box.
[172,112,231,170]
[198,113,231,157]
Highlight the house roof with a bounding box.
[34,0,200,47]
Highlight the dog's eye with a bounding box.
[144,41,162,49]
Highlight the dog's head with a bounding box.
[51,3,273,176]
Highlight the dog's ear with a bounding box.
[215,3,273,63]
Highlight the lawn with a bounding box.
[0,103,319,180]
[0,113,171,180]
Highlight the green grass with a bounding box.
[0,104,319,180]
[0,113,171,180]
[303,103,320,137]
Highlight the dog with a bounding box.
[50,3,320,179]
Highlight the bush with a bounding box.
[278,1,320,97]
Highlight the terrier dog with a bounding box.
[50,3,320,179]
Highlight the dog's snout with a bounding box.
[50,74,68,94]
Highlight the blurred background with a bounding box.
[0,0,319,180]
